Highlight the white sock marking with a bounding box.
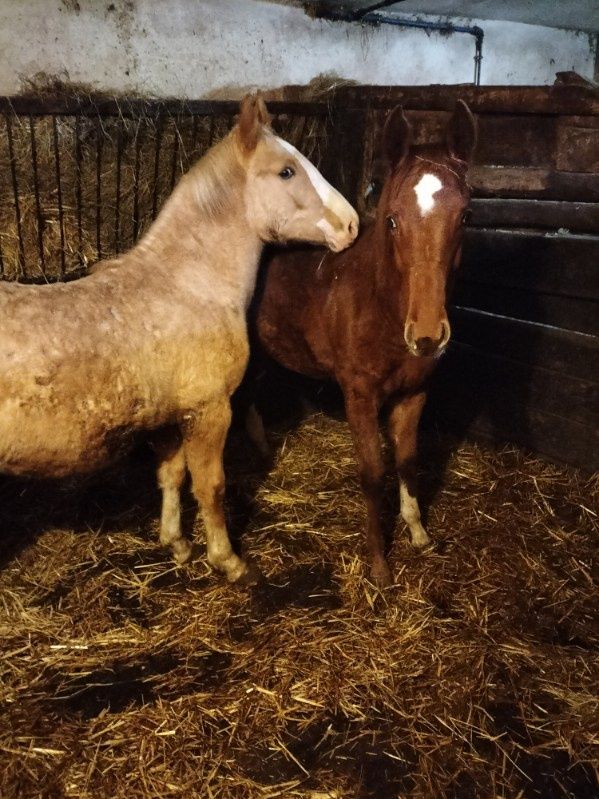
[414,173,443,216]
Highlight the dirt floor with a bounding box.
[0,413,597,799]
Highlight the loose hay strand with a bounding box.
[0,413,597,798]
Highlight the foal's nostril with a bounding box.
[348,218,358,238]
[414,336,436,356]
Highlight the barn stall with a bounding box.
[0,1,598,798]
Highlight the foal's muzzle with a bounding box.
[404,320,451,357]
[326,213,359,253]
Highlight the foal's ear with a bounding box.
[383,105,412,168]
[238,93,272,153]
[446,100,477,163]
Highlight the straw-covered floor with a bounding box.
[0,413,597,799]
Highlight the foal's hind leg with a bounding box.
[184,399,257,584]
[388,392,429,547]
[245,403,271,459]
[153,426,192,564]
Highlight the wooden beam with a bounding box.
[470,167,599,202]
[449,306,599,380]
[332,84,599,116]
[556,116,599,173]
[453,282,598,336]
[438,341,598,426]
[469,199,599,234]
[460,229,599,301]
[428,344,599,470]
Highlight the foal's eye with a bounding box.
[279,166,295,180]
[386,215,398,231]
[461,209,472,224]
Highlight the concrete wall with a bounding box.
[0,0,595,97]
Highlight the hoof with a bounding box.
[371,560,393,589]
[411,531,431,549]
[231,560,263,588]
[172,538,193,564]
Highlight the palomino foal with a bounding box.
[253,102,477,586]
[0,95,358,584]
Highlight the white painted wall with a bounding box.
[0,0,595,97]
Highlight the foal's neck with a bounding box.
[133,136,263,308]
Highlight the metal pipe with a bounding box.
[317,6,484,85]
[353,0,408,19]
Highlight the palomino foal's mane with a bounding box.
[186,134,246,222]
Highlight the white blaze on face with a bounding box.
[277,136,333,205]
[277,137,345,235]
[414,173,443,216]
[276,136,358,248]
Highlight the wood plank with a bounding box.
[470,166,599,201]
[448,306,599,380]
[469,199,599,234]
[333,84,599,116]
[428,347,599,470]
[461,411,598,471]
[460,229,599,300]
[438,342,598,426]
[475,115,556,168]
[367,111,570,170]
[556,116,599,173]
[452,282,598,336]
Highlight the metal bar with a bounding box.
[354,0,407,17]
[207,115,216,147]
[114,118,123,253]
[151,113,164,220]
[132,120,143,241]
[5,113,25,276]
[170,115,180,192]
[0,96,329,118]
[191,114,199,155]
[95,116,103,260]
[75,115,83,263]
[28,115,46,274]
[296,114,310,151]
[52,116,66,277]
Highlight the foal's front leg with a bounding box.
[388,392,430,547]
[184,399,257,584]
[344,389,392,587]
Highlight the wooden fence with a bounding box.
[1,83,597,469]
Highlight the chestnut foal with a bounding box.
[253,102,477,586]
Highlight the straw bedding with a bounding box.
[0,412,597,798]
